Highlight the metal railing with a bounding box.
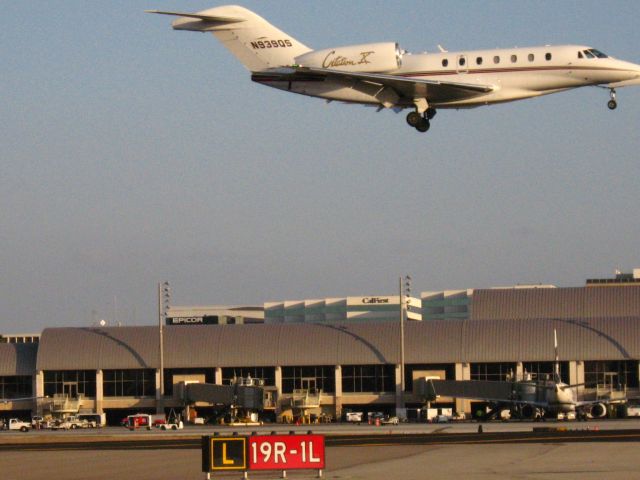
[50,394,83,413]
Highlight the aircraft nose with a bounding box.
[607,59,640,87]
[623,59,640,75]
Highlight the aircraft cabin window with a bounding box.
[545,52,552,61]
[476,57,483,65]
[493,56,500,64]
[459,57,466,66]
[511,54,517,63]
[528,53,535,62]
[442,59,449,67]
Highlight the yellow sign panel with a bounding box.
[208,437,247,471]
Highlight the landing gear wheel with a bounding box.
[406,111,421,127]
[608,88,617,110]
[426,107,437,120]
[416,118,430,133]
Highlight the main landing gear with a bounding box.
[607,88,617,110]
[406,107,437,133]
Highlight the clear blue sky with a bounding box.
[2,1,639,332]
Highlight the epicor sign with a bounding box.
[248,434,325,470]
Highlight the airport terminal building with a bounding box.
[1,279,640,424]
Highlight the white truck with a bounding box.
[6,418,31,432]
[345,411,364,423]
[51,416,87,430]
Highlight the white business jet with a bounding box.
[147,5,640,133]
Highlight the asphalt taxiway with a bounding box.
[2,420,640,479]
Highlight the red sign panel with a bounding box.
[248,434,325,470]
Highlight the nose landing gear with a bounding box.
[607,88,617,110]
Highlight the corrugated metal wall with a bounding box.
[471,286,640,320]
[35,317,640,371]
[0,343,37,376]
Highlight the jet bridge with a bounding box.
[177,381,264,410]
[417,378,515,403]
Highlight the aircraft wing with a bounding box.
[297,66,495,104]
[253,67,495,105]
[574,399,616,407]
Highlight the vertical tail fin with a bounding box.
[147,5,312,72]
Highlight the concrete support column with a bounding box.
[334,365,342,419]
[155,369,164,414]
[275,366,282,395]
[34,370,44,416]
[215,367,223,385]
[394,364,403,411]
[95,369,104,414]
[516,362,524,380]
[570,361,585,398]
[455,363,471,415]
[275,366,283,415]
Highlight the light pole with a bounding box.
[158,281,171,400]
[399,275,411,414]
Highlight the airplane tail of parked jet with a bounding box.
[146,5,311,72]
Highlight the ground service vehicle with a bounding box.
[345,412,363,423]
[126,414,152,430]
[77,413,105,428]
[6,419,31,432]
[51,416,87,430]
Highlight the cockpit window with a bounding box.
[583,49,608,59]
[589,49,608,58]
[578,51,583,59]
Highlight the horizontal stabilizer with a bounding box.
[145,10,246,24]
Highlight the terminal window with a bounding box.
[584,360,639,389]
[103,369,155,397]
[222,367,275,386]
[0,376,32,399]
[44,370,96,397]
[282,366,335,394]
[470,363,517,382]
[342,365,395,393]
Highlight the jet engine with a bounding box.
[588,403,607,419]
[519,404,538,419]
[294,42,403,73]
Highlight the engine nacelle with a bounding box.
[294,42,402,73]
[588,403,607,419]
[520,404,538,419]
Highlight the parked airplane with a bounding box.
[422,330,621,420]
[147,5,640,133]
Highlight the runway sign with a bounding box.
[202,436,247,472]
[248,434,325,470]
